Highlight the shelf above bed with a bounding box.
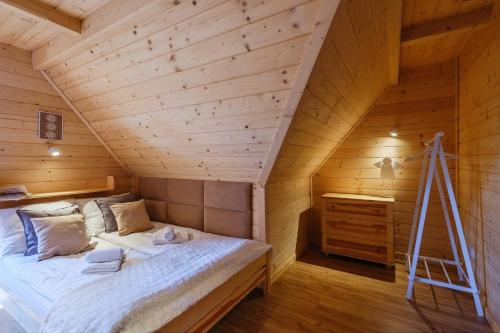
[30,176,115,199]
[0,176,115,207]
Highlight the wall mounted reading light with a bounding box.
[389,129,398,137]
[48,146,60,157]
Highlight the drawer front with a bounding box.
[324,201,387,218]
[323,234,387,263]
[322,216,387,243]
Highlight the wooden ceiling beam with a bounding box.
[258,0,341,186]
[401,6,492,47]
[0,0,81,35]
[384,0,402,85]
[32,0,177,71]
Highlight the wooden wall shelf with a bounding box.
[30,176,115,199]
[0,176,115,208]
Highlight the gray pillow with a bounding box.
[76,193,134,236]
[95,193,135,232]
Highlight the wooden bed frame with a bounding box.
[0,185,272,333]
[0,250,271,333]
[160,250,271,333]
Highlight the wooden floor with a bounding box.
[1,246,493,333]
[211,246,493,333]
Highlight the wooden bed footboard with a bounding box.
[158,250,271,333]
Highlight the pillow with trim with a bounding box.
[16,203,79,256]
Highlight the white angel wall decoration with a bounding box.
[374,157,403,180]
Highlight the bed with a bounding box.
[0,177,271,333]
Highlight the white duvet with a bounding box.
[1,238,148,305]
[40,230,270,333]
[97,221,198,256]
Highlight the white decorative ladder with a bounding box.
[405,132,483,317]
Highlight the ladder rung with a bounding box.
[440,260,452,284]
[416,277,474,293]
[423,257,432,280]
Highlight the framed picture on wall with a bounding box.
[38,111,63,140]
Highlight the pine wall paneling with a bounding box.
[0,42,130,195]
[399,0,493,69]
[39,0,330,183]
[32,0,342,244]
[458,2,500,330]
[313,61,457,261]
[265,0,397,278]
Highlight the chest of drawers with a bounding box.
[321,193,395,266]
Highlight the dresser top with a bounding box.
[321,192,395,203]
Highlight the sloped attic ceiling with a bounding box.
[31,0,339,183]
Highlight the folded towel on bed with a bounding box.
[157,226,175,241]
[85,247,124,263]
[153,230,190,245]
[81,259,123,275]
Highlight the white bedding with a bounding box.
[97,221,200,256]
[41,231,270,333]
[0,222,270,333]
[0,237,149,318]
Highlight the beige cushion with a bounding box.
[30,214,89,261]
[110,200,153,236]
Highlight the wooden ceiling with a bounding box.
[0,0,497,185]
[7,0,337,183]
[0,0,111,50]
[400,0,494,68]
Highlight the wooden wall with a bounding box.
[35,0,333,183]
[458,2,500,330]
[313,61,457,260]
[0,42,129,194]
[266,0,396,279]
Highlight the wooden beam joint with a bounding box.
[0,0,81,35]
[401,7,492,47]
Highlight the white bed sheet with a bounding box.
[0,237,149,319]
[1,222,270,332]
[96,221,202,256]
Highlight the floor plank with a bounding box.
[211,246,493,333]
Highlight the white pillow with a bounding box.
[0,208,27,257]
[76,193,132,237]
[0,200,78,257]
[82,200,105,237]
[23,200,76,211]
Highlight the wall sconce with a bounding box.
[389,129,398,137]
[48,146,61,157]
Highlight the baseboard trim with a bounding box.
[271,253,296,284]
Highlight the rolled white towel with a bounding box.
[85,248,124,263]
[159,226,175,241]
[153,231,190,245]
[81,259,122,275]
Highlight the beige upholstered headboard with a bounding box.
[138,177,252,239]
